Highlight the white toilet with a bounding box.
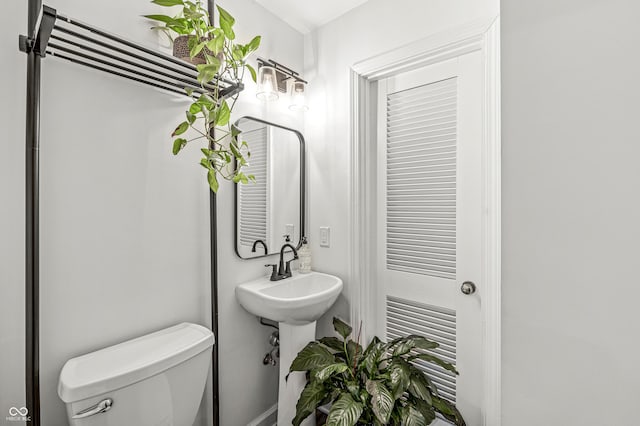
[58,322,214,426]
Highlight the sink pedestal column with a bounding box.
[277,321,316,426]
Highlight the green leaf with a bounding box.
[411,336,440,350]
[219,20,235,40]
[346,381,360,397]
[325,393,363,426]
[289,342,335,373]
[216,99,231,126]
[415,399,436,424]
[231,124,242,138]
[216,5,235,26]
[196,63,219,84]
[189,102,202,114]
[362,336,382,357]
[314,363,349,383]
[217,5,236,39]
[151,0,184,6]
[205,54,221,69]
[293,380,328,426]
[365,380,394,425]
[228,140,243,162]
[184,87,194,96]
[207,169,219,192]
[333,317,352,340]
[362,340,384,375]
[143,14,175,23]
[245,35,261,54]
[408,364,438,396]
[197,93,215,109]
[190,41,206,58]
[199,158,211,169]
[172,121,189,136]
[408,372,433,405]
[172,138,187,155]
[319,336,344,352]
[214,35,225,54]
[246,63,257,83]
[389,359,411,399]
[205,37,224,55]
[186,111,196,124]
[232,45,244,61]
[401,406,427,426]
[392,338,416,356]
[412,353,458,374]
[432,396,466,426]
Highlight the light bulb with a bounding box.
[288,80,308,111]
[256,66,279,101]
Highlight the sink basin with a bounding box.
[235,271,343,325]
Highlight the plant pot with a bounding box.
[173,35,206,65]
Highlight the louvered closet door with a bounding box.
[376,53,483,424]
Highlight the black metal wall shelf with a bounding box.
[19,5,243,98]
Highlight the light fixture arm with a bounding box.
[256,57,307,84]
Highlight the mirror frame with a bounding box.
[233,116,306,259]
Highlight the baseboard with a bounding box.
[246,404,278,426]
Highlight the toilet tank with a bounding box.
[58,323,214,426]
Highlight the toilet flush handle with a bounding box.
[72,398,113,419]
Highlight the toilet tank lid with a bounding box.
[58,322,214,403]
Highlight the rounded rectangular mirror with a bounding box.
[234,116,305,259]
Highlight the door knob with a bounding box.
[460,281,476,295]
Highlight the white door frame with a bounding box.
[348,17,501,426]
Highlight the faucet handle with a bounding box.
[265,264,278,280]
[284,259,295,275]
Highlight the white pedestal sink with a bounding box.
[236,271,343,426]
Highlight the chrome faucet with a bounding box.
[265,243,298,281]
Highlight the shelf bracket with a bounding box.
[19,5,56,57]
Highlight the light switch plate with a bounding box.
[285,224,295,240]
[319,227,330,247]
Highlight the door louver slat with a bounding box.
[386,296,457,405]
[239,126,268,246]
[386,77,457,279]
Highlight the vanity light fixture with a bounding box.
[256,57,308,111]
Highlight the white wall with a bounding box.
[213,1,305,424]
[0,1,27,423]
[0,0,303,425]
[501,0,640,424]
[304,0,499,337]
[37,1,211,424]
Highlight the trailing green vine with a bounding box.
[146,0,261,192]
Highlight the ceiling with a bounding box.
[255,0,371,34]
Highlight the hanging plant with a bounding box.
[145,0,261,192]
[289,317,466,426]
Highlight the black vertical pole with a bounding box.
[207,2,220,425]
[209,191,219,426]
[25,0,41,424]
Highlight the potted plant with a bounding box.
[289,318,466,426]
[145,0,261,192]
